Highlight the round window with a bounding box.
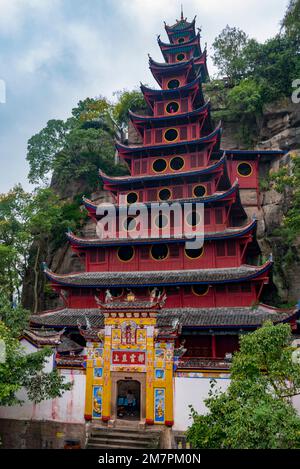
[193,185,207,197]
[170,156,184,171]
[123,216,136,232]
[155,214,169,229]
[176,53,185,61]
[192,285,209,296]
[150,244,169,260]
[178,37,185,44]
[186,211,201,227]
[110,287,124,298]
[164,128,179,142]
[152,158,167,173]
[237,162,252,177]
[126,192,138,204]
[166,101,179,114]
[167,79,180,90]
[185,247,204,259]
[118,246,134,262]
[158,188,172,201]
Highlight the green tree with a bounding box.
[0,320,71,406]
[226,78,263,144]
[27,119,70,184]
[113,88,147,131]
[270,152,300,242]
[0,186,33,301]
[212,25,249,83]
[26,90,145,187]
[282,0,300,42]
[187,322,300,449]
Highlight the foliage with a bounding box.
[112,88,147,128]
[187,322,300,449]
[243,35,300,103]
[26,89,145,187]
[0,186,33,301]
[0,185,87,311]
[282,0,300,42]
[52,127,126,190]
[212,25,249,84]
[210,5,300,144]
[0,294,30,336]
[271,152,300,242]
[226,78,263,144]
[0,320,71,406]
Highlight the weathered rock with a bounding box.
[257,97,300,151]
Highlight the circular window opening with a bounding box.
[118,246,134,262]
[237,162,252,177]
[164,128,179,142]
[167,79,180,90]
[192,285,209,296]
[170,156,184,171]
[155,214,169,229]
[185,247,204,259]
[193,185,207,197]
[123,216,136,232]
[152,158,167,173]
[151,244,169,260]
[110,287,124,298]
[158,188,172,201]
[186,211,201,227]
[178,37,185,44]
[126,192,138,204]
[176,53,185,61]
[166,101,179,114]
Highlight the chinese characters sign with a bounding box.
[112,350,146,365]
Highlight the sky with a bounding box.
[0,0,288,193]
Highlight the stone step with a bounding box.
[90,430,159,440]
[87,443,153,449]
[88,437,158,448]
[87,427,161,449]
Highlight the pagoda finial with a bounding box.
[181,4,184,20]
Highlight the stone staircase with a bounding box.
[86,424,161,449]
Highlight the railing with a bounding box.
[177,356,231,370]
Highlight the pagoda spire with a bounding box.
[181,4,184,20]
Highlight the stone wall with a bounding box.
[0,419,86,449]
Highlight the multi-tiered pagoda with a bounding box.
[31,11,299,427]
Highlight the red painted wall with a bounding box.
[66,282,258,309]
[85,238,246,273]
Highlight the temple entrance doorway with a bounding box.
[116,379,141,421]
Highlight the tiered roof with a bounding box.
[99,153,228,188]
[31,304,299,330]
[43,261,272,288]
[66,219,257,248]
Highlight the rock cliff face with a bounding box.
[257,98,300,151]
[22,97,300,312]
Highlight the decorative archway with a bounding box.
[110,372,146,422]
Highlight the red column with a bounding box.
[211,335,217,359]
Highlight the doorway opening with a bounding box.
[116,379,141,421]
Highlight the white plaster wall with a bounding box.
[173,376,230,431]
[293,395,300,415]
[0,339,86,423]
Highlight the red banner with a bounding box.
[112,351,145,365]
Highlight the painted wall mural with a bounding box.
[92,385,103,419]
[154,388,165,423]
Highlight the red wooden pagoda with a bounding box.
[31,11,299,425]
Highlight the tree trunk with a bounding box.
[33,243,41,314]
